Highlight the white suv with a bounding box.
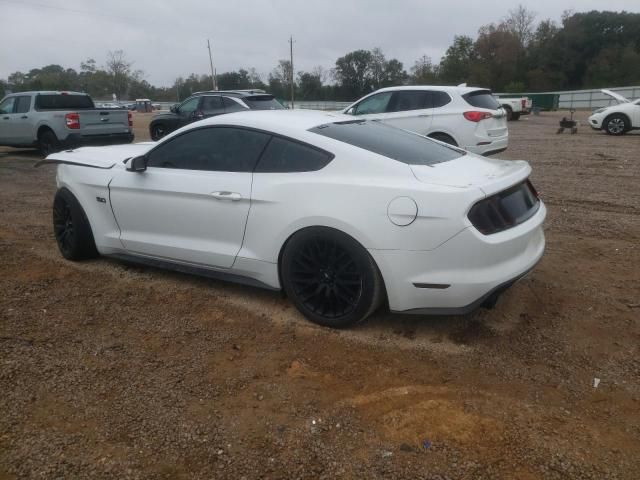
[342,86,508,156]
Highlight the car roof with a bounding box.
[6,91,89,96]
[193,109,351,134]
[371,85,489,95]
[191,89,269,97]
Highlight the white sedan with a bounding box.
[588,89,640,135]
[39,110,546,328]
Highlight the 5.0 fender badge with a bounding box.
[96,197,107,203]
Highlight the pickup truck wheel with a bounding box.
[511,112,521,121]
[53,188,98,261]
[38,130,60,156]
[428,133,458,147]
[150,123,167,141]
[503,106,513,121]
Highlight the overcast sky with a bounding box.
[1,0,639,86]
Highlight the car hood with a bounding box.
[35,142,155,169]
[410,154,531,197]
[601,89,630,104]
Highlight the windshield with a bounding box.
[309,120,464,166]
[244,95,285,110]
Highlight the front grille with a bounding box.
[468,180,540,235]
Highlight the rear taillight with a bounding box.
[463,111,492,122]
[521,99,526,109]
[127,111,132,127]
[468,180,540,235]
[65,112,80,129]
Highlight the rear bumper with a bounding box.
[64,132,134,148]
[466,134,509,156]
[370,202,546,314]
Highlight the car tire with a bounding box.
[38,129,60,156]
[604,114,628,136]
[150,123,167,141]
[281,227,384,328]
[511,112,521,121]
[428,133,458,147]
[504,106,513,121]
[53,188,99,261]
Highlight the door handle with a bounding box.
[211,191,242,201]
[418,114,430,117]
[2,117,8,120]
[21,116,28,119]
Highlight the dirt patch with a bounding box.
[1,111,639,479]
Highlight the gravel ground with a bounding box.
[1,111,639,479]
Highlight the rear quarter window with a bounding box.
[35,94,95,110]
[462,90,500,110]
[255,137,333,173]
[309,120,463,166]
[244,95,285,110]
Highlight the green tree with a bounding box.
[439,36,475,84]
[409,55,439,84]
[334,49,374,99]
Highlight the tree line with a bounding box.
[2,8,639,103]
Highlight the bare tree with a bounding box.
[504,5,537,47]
[106,50,133,99]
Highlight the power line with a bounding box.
[0,0,124,21]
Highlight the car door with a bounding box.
[378,90,434,135]
[109,126,271,268]
[632,100,640,126]
[176,96,202,128]
[348,92,393,121]
[199,95,225,120]
[10,96,33,144]
[0,96,18,145]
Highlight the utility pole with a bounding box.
[207,39,216,90]
[289,35,295,109]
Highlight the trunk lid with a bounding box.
[36,142,154,169]
[410,154,531,196]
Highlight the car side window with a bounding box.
[147,127,270,172]
[387,91,429,112]
[354,92,392,115]
[255,136,332,173]
[178,97,200,114]
[0,97,16,114]
[432,91,452,108]
[200,96,224,115]
[15,96,31,114]
[223,97,248,113]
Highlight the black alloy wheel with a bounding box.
[281,228,384,328]
[52,188,98,260]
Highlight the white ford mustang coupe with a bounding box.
[39,110,546,328]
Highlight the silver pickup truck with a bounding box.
[0,91,134,155]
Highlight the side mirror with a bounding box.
[170,105,178,113]
[127,155,147,172]
[345,107,355,115]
